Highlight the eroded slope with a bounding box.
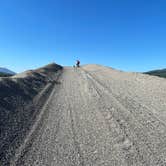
[0,63,62,165]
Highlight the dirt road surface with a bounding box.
[11,65,166,166]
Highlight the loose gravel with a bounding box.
[8,65,166,166]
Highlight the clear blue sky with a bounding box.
[0,0,166,73]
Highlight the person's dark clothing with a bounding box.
[76,60,80,67]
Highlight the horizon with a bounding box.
[0,0,166,73]
[1,62,166,74]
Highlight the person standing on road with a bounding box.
[76,60,80,68]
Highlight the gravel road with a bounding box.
[11,65,166,166]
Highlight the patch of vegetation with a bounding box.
[0,72,13,77]
[144,69,166,78]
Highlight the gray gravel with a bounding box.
[11,65,166,166]
[0,63,62,165]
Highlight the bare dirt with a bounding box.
[1,64,166,166]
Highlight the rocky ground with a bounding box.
[0,63,62,165]
[1,64,166,166]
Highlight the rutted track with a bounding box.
[10,66,166,166]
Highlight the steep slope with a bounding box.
[7,65,166,166]
[0,63,63,165]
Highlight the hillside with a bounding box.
[0,72,13,77]
[145,68,166,78]
[0,67,16,75]
[0,63,63,165]
[1,64,166,166]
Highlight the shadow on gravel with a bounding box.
[0,63,62,165]
[54,81,61,84]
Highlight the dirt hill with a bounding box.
[1,64,166,166]
[0,63,62,165]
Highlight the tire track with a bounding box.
[73,69,132,165]
[10,72,63,166]
[63,69,85,166]
[80,68,166,165]
[76,69,145,165]
[68,103,85,166]
[86,68,166,130]
[83,68,166,145]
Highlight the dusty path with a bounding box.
[12,66,166,166]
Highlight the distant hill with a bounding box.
[0,67,16,77]
[0,72,13,77]
[144,69,166,78]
